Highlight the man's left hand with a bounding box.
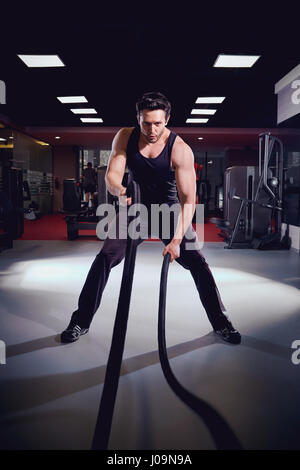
[163,241,180,262]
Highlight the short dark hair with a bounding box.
[136,92,171,119]
[87,162,92,167]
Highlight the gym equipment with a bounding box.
[198,153,212,220]
[284,167,300,227]
[1,165,24,242]
[214,157,225,217]
[63,178,85,212]
[0,192,14,250]
[214,184,223,215]
[91,181,242,450]
[63,170,130,240]
[97,166,108,205]
[62,179,99,240]
[211,133,290,250]
[23,180,43,220]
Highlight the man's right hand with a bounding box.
[119,187,132,206]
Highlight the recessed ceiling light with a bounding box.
[9,136,13,139]
[186,118,209,123]
[55,136,61,139]
[0,138,6,141]
[17,55,65,67]
[198,137,204,140]
[57,96,88,103]
[191,109,216,115]
[71,108,97,114]
[213,54,260,68]
[80,118,103,123]
[196,97,225,104]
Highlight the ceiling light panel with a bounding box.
[80,118,103,123]
[196,97,225,104]
[18,55,65,67]
[191,109,216,115]
[186,118,209,123]
[57,96,88,103]
[213,54,260,68]
[71,108,97,114]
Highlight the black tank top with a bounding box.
[126,127,179,205]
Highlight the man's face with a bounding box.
[137,109,169,143]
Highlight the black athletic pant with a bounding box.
[70,205,228,330]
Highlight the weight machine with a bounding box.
[62,167,125,240]
[211,133,291,250]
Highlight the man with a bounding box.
[61,92,241,344]
[82,162,97,203]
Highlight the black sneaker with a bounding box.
[60,324,89,343]
[214,322,241,344]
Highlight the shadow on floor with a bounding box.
[3,331,292,415]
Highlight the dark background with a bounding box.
[1,6,300,129]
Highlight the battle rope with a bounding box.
[91,181,140,450]
[158,253,243,450]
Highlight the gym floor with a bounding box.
[0,240,299,450]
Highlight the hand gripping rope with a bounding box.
[91,181,242,450]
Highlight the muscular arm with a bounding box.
[105,128,130,197]
[163,141,196,261]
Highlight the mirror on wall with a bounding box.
[0,124,53,215]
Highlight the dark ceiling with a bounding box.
[1,8,300,132]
